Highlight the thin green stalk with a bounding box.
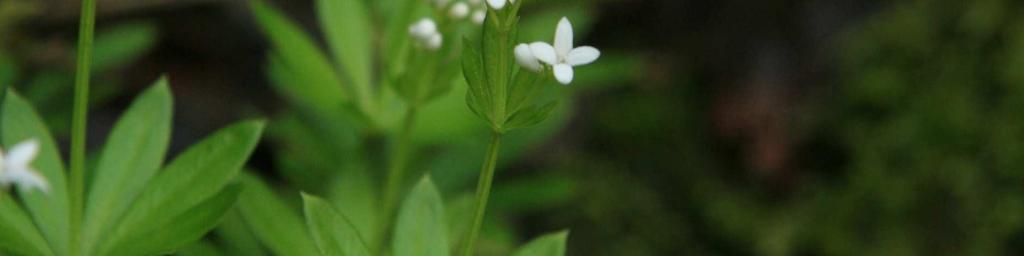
[376,106,419,253]
[71,0,97,253]
[462,133,502,256]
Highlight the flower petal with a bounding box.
[6,139,38,169]
[4,168,48,193]
[554,17,574,58]
[486,0,506,10]
[567,46,600,66]
[529,42,557,65]
[553,64,574,85]
[515,44,542,71]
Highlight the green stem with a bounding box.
[462,133,502,256]
[377,106,419,253]
[71,0,97,253]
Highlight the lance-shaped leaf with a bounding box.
[504,102,557,131]
[1,91,69,255]
[82,77,172,253]
[392,176,450,256]
[0,200,53,255]
[97,120,264,255]
[302,193,372,256]
[252,1,348,113]
[462,38,493,122]
[510,231,569,256]
[102,184,243,255]
[237,173,320,256]
[316,0,374,109]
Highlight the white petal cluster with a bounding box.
[485,0,516,10]
[409,18,443,50]
[513,17,600,85]
[0,139,48,193]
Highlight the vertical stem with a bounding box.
[462,132,502,256]
[71,0,97,253]
[376,106,418,253]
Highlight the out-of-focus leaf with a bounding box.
[98,120,264,255]
[252,1,348,113]
[326,163,380,246]
[0,200,53,256]
[82,78,172,252]
[236,172,320,256]
[176,240,226,256]
[104,184,243,255]
[302,193,372,256]
[392,176,449,256]
[316,0,373,109]
[445,194,475,251]
[91,21,157,72]
[215,211,269,256]
[510,231,569,256]
[1,91,69,255]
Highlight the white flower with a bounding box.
[0,139,48,193]
[514,44,542,72]
[525,17,600,85]
[486,0,515,10]
[409,18,438,39]
[449,2,470,19]
[409,18,443,50]
[471,10,486,24]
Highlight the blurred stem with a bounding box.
[377,106,419,253]
[71,0,97,253]
[463,132,502,256]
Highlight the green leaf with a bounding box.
[507,69,543,115]
[382,0,422,77]
[392,176,450,256]
[104,184,243,255]
[326,163,380,246]
[510,231,569,256]
[1,91,70,255]
[504,102,557,131]
[216,210,270,256]
[82,77,172,253]
[236,173,320,256]
[302,193,373,256]
[461,38,492,122]
[252,1,348,113]
[91,21,157,72]
[481,11,515,119]
[316,0,374,107]
[0,200,54,256]
[98,120,265,255]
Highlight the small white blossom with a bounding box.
[0,139,48,193]
[471,10,486,24]
[514,44,542,72]
[525,17,599,85]
[449,2,470,19]
[409,18,443,50]
[486,0,515,10]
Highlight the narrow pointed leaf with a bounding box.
[504,102,557,130]
[1,91,69,255]
[316,0,373,105]
[237,173,320,256]
[252,1,348,113]
[103,184,244,255]
[0,200,54,256]
[392,177,449,256]
[326,164,380,246]
[462,39,492,121]
[97,120,264,255]
[216,210,270,256]
[510,231,569,256]
[302,193,372,256]
[83,78,172,252]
